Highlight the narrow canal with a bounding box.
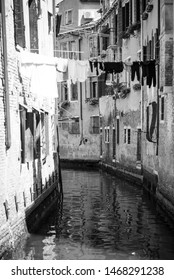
[17,169,174,259]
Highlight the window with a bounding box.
[69,118,80,134]
[116,118,119,144]
[56,14,62,37]
[100,127,103,157]
[127,128,131,144]
[122,3,129,32]
[90,78,98,99]
[135,0,140,22]
[65,9,72,25]
[161,96,165,121]
[29,0,38,53]
[13,0,25,48]
[105,127,110,143]
[124,128,127,143]
[71,82,78,101]
[60,42,68,58]
[113,127,116,159]
[115,13,118,44]
[142,0,147,13]
[60,81,68,101]
[48,12,53,33]
[90,116,100,134]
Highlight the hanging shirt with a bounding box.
[68,59,77,84]
[76,60,89,82]
[56,57,68,72]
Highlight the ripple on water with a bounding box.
[15,169,174,260]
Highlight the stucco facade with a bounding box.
[56,0,101,161]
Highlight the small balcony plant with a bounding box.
[142,12,148,20]
[146,3,153,13]
[133,83,141,91]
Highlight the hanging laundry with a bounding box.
[104,62,124,80]
[94,60,99,75]
[76,60,89,83]
[56,57,68,72]
[89,60,93,72]
[131,61,140,82]
[147,60,156,88]
[68,59,77,84]
[99,62,104,71]
[149,101,157,140]
[140,60,156,88]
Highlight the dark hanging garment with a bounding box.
[104,62,124,80]
[131,61,140,81]
[94,61,99,75]
[146,106,152,142]
[98,73,105,98]
[99,62,104,71]
[147,60,156,88]
[140,61,148,86]
[89,60,93,72]
[56,14,62,37]
[149,101,157,140]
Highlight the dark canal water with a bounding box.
[19,169,174,259]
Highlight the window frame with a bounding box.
[161,95,165,122]
[65,9,73,25]
[90,116,100,134]
[104,126,110,143]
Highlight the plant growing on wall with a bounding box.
[133,83,141,91]
[142,12,148,20]
[146,3,153,13]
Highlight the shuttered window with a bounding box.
[29,0,38,53]
[69,119,80,134]
[20,106,26,163]
[56,14,62,37]
[90,116,100,134]
[25,112,34,162]
[71,82,78,101]
[116,118,119,144]
[13,0,25,48]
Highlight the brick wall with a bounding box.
[0,2,59,258]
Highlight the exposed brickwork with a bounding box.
[0,1,60,257]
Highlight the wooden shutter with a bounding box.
[29,0,38,53]
[56,14,62,37]
[25,112,34,162]
[13,0,25,48]
[122,6,125,32]
[20,107,26,163]
[45,113,49,155]
[98,73,105,98]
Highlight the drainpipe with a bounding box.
[78,38,83,142]
[1,0,11,149]
[156,0,160,156]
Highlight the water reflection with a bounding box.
[22,170,174,259]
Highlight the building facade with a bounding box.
[0,0,60,258]
[56,0,101,162]
[95,0,174,218]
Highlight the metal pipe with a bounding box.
[1,0,11,149]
